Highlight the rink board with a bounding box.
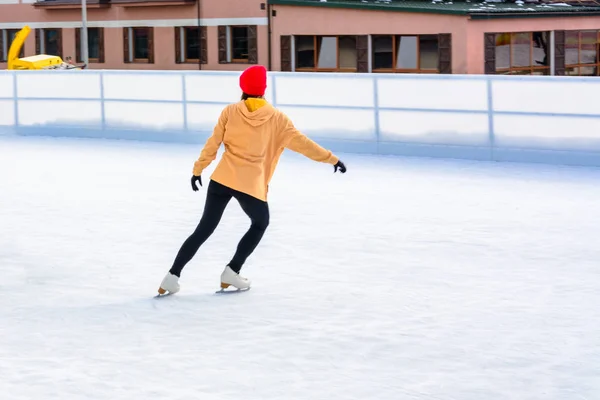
[1,70,600,167]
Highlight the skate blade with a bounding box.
[154,292,175,298]
[215,287,251,294]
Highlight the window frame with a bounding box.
[229,25,249,63]
[37,28,63,59]
[175,26,207,64]
[218,25,257,65]
[184,26,203,63]
[564,30,600,76]
[76,27,104,64]
[1,29,24,62]
[371,34,440,74]
[124,27,154,64]
[294,35,358,73]
[493,31,551,75]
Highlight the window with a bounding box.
[175,26,207,64]
[133,28,150,60]
[231,26,249,62]
[294,35,357,72]
[76,28,104,63]
[565,30,600,76]
[123,27,154,63]
[218,25,257,64]
[372,35,439,73]
[492,31,550,75]
[36,28,62,58]
[1,29,24,62]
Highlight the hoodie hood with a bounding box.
[236,98,276,127]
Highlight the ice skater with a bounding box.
[158,65,346,295]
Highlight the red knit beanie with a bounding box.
[239,65,267,96]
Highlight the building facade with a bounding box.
[1,0,600,76]
[0,0,270,70]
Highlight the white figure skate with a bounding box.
[157,272,180,296]
[218,266,251,292]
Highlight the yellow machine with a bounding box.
[7,25,84,70]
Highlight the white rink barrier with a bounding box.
[1,70,600,167]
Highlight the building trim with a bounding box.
[270,0,465,15]
[0,17,268,30]
[268,0,600,19]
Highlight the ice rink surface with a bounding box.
[1,135,600,400]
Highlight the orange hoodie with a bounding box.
[192,98,339,202]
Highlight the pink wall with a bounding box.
[61,27,75,60]
[203,0,265,18]
[466,16,600,74]
[269,5,469,73]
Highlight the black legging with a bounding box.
[169,180,269,277]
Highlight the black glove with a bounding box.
[191,175,202,191]
[334,160,347,173]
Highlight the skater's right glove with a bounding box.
[191,175,202,191]
[334,160,347,174]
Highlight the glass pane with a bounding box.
[7,29,23,58]
[565,31,579,65]
[8,30,17,44]
[338,36,357,69]
[231,27,248,60]
[419,35,438,70]
[532,31,549,67]
[511,32,531,68]
[88,28,100,60]
[44,29,60,56]
[317,37,337,69]
[133,28,149,59]
[396,36,417,69]
[295,36,315,68]
[565,66,580,76]
[372,36,393,69]
[495,33,510,70]
[580,30,598,65]
[580,66,597,76]
[185,27,200,60]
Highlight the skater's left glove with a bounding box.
[191,175,202,191]
[334,160,347,174]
